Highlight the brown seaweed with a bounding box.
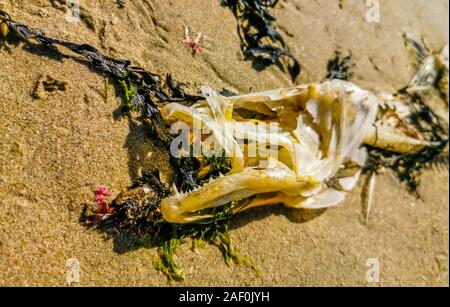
[326,51,354,81]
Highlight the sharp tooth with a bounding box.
[209,177,214,183]
[171,184,179,195]
[219,172,224,177]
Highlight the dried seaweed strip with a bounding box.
[0,11,202,106]
[326,51,354,81]
[2,17,130,77]
[223,0,301,82]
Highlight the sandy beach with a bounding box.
[0,0,448,286]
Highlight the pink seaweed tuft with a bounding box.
[95,185,112,214]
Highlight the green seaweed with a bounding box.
[118,77,137,111]
[149,203,259,282]
[81,162,258,282]
[153,237,185,282]
[223,0,301,82]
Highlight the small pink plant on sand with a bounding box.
[95,185,112,214]
[183,26,204,55]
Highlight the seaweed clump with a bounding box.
[223,0,301,82]
[325,51,354,81]
[82,162,257,282]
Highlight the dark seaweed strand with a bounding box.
[364,90,449,198]
[117,0,125,9]
[325,51,354,81]
[223,0,301,82]
[152,154,247,282]
[0,11,202,105]
[364,143,448,198]
[1,11,252,282]
[82,152,242,281]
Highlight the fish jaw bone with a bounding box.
[363,122,437,153]
[159,80,443,224]
[160,163,315,224]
